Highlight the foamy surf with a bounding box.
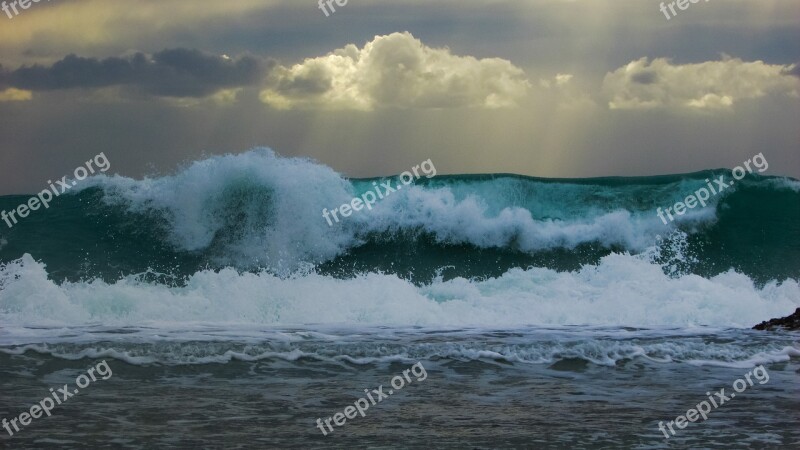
[0,252,797,330]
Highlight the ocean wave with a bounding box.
[77,148,685,270]
[1,252,797,329]
[74,149,799,271]
[1,148,798,282]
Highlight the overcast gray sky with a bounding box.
[0,0,798,194]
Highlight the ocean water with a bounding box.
[1,148,798,449]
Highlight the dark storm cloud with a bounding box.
[0,49,275,97]
[272,66,332,98]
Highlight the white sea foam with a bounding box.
[1,252,797,330]
[79,148,360,271]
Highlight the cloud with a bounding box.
[0,88,32,102]
[784,63,800,78]
[541,73,574,88]
[554,73,574,86]
[0,49,273,98]
[259,32,531,110]
[0,0,275,56]
[602,57,800,111]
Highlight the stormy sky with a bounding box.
[0,0,798,193]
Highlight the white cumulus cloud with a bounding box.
[260,32,531,110]
[602,56,799,111]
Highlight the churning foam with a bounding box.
[1,252,797,330]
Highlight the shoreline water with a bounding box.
[1,326,798,448]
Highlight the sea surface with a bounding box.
[1,148,798,449]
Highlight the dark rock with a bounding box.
[753,307,800,331]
